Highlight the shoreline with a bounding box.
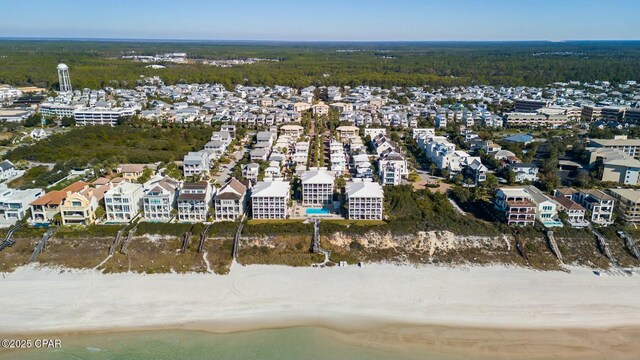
[1,263,640,336]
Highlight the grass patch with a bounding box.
[237,235,323,266]
[0,237,37,272]
[55,225,122,239]
[136,222,203,237]
[37,236,111,269]
[243,220,312,237]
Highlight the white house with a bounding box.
[183,151,209,177]
[523,185,562,228]
[104,182,144,223]
[510,163,539,182]
[0,185,44,226]
[177,182,213,222]
[301,170,334,207]
[251,181,290,219]
[345,180,384,220]
[214,178,248,221]
[142,176,180,222]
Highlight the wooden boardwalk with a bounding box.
[29,227,56,263]
[197,223,213,253]
[0,223,22,252]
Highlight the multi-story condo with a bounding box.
[73,107,136,126]
[183,151,209,177]
[39,103,78,118]
[606,188,640,224]
[60,185,110,225]
[301,170,334,207]
[573,189,615,226]
[177,182,213,222]
[251,181,290,219]
[104,182,144,223]
[625,109,640,124]
[30,181,88,225]
[600,106,628,121]
[345,180,384,220]
[589,136,640,160]
[494,188,537,226]
[142,177,180,222]
[214,178,248,221]
[514,99,551,113]
[0,185,44,225]
[581,105,602,122]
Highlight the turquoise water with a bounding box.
[305,208,330,215]
[0,327,459,360]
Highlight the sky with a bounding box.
[1,0,639,41]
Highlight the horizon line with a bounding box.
[1,36,640,43]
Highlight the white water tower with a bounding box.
[57,63,72,92]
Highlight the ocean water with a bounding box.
[0,327,459,360]
[3,326,638,360]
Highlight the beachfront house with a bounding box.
[142,176,180,222]
[574,189,615,226]
[30,181,89,225]
[345,180,384,220]
[60,185,110,225]
[251,181,290,219]
[301,170,334,207]
[214,178,248,221]
[104,182,144,223]
[0,184,44,226]
[177,181,213,222]
[494,188,536,226]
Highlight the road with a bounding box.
[213,135,252,185]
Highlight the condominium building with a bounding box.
[177,182,213,222]
[514,99,551,113]
[606,188,640,224]
[600,106,628,121]
[345,180,384,220]
[251,181,290,219]
[214,178,248,221]
[39,103,78,118]
[581,105,602,122]
[73,107,136,126]
[142,177,180,222]
[301,170,334,206]
[589,136,640,160]
[494,188,536,226]
[104,182,144,223]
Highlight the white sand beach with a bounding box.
[0,263,639,335]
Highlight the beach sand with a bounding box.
[1,263,639,358]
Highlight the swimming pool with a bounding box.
[305,208,331,215]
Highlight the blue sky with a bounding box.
[2,0,639,41]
